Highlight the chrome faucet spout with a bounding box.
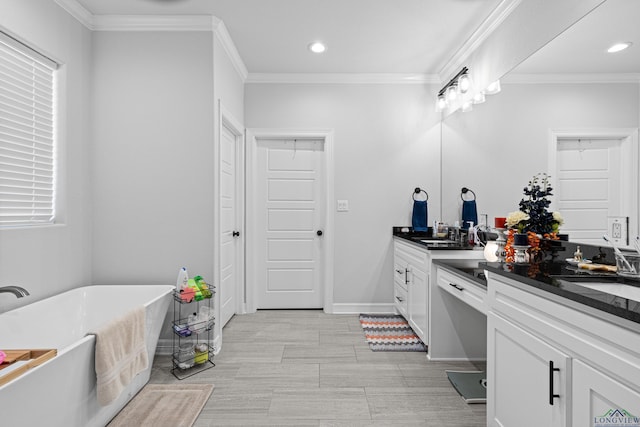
[0,285,30,298]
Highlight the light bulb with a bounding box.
[446,85,458,102]
[472,91,485,104]
[458,74,471,94]
[461,100,473,112]
[435,95,447,112]
[485,80,501,95]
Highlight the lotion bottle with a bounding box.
[177,267,189,291]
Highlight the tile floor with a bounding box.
[149,310,487,426]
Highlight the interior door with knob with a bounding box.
[254,138,325,309]
[219,112,243,328]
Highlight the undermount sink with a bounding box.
[419,239,456,244]
[571,282,640,302]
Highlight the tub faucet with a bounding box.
[0,285,30,298]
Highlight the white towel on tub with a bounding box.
[90,306,148,406]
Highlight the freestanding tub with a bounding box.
[0,285,174,427]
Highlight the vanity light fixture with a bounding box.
[607,42,632,53]
[435,67,499,114]
[435,66,468,112]
[308,41,326,53]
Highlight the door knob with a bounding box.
[232,231,240,237]
[316,230,323,236]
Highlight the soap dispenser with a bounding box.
[573,246,583,262]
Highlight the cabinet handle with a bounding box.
[405,268,410,285]
[449,283,464,291]
[549,360,560,405]
[395,296,404,302]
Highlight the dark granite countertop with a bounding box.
[432,259,488,288]
[483,259,640,325]
[393,227,475,251]
[394,226,640,325]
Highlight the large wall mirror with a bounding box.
[441,0,640,248]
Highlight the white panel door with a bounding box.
[255,139,324,309]
[219,122,240,327]
[555,138,623,244]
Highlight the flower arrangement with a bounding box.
[516,173,563,234]
[504,173,564,263]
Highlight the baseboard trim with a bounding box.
[331,303,396,314]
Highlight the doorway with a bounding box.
[246,129,335,312]
[217,103,244,330]
[549,129,639,246]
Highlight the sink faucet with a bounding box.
[0,286,30,298]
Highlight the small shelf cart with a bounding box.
[171,285,215,380]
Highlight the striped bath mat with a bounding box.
[359,314,427,352]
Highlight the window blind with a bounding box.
[0,32,58,227]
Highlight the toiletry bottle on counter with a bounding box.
[177,267,189,291]
[574,246,583,262]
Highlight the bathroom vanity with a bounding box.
[484,261,640,427]
[392,231,485,358]
[394,229,640,426]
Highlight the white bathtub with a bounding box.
[0,285,174,427]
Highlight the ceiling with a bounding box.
[71,0,503,75]
[511,0,640,76]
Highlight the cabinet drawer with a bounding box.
[437,268,487,315]
[394,239,429,272]
[393,261,409,290]
[394,283,408,318]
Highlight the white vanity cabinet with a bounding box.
[487,272,640,427]
[393,236,485,356]
[393,238,429,342]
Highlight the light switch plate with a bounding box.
[337,200,349,212]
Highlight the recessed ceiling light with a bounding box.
[607,42,632,53]
[308,42,326,54]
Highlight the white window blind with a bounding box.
[0,32,58,227]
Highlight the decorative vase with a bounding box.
[513,233,529,246]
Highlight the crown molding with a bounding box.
[504,73,640,84]
[438,0,522,83]
[246,73,440,85]
[54,0,94,30]
[92,15,214,32]
[212,17,248,81]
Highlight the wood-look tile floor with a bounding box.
[149,310,487,426]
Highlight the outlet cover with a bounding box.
[607,216,628,245]
[337,200,349,212]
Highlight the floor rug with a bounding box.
[359,314,427,352]
[107,383,214,427]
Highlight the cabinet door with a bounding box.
[488,313,570,427]
[408,265,427,343]
[572,359,640,427]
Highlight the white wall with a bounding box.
[245,83,440,307]
[0,0,93,312]
[91,31,216,286]
[441,82,640,226]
